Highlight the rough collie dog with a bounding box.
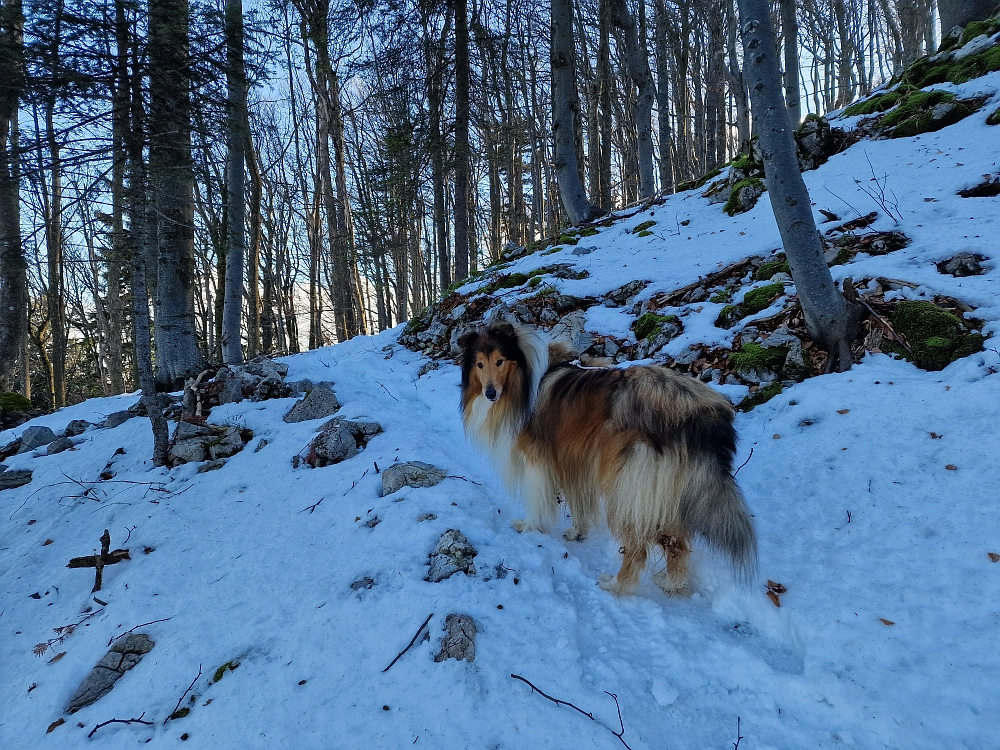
[459,320,756,596]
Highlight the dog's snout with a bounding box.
[485,384,497,401]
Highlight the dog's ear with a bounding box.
[457,330,480,352]
[489,320,516,338]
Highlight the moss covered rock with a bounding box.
[724,177,765,216]
[753,256,790,281]
[737,383,783,412]
[715,283,786,328]
[0,392,32,413]
[632,220,656,233]
[633,312,678,342]
[884,300,986,371]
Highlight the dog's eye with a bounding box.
[477,362,483,369]
[496,359,504,367]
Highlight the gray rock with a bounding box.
[418,360,440,377]
[426,529,478,582]
[254,438,269,453]
[954,33,995,59]
[571,244,596,255]
[67,633,154,714]
[311,426,358,466]
[604,339,619,357]
[209,426,245,459]
[723,374,741,386]
[539,308,559,324]
[770,272,792,284]
[513,304,533,323]
[244,358,289,380]
[735,366,779,385]
[252,376,291,402]
[350,576,375,591]
[0,470,32,491]
[46,437,74,455]
[672,346,702,366]
[445,303,466,322]
[18,426,57,453]
[321,417,384,443]
[795,115,833,171]
[64,419,90,437]
[168,438,207,465]
[942,253,984,277]
[0,463,6,472]
[283,384,341,423]
[550,311,593,355]
[197,459,227,473]
[605,280,649,306]
[104,411,132,429]
[761,326,800,349]
[687,286,708,303]
[434,614,477,663]
[383,461,446,496]
[417,513,438,522]
[174,421,214,440]
[218,379,245,405]
[930,101,957,121]
[554,295,581,312]
[416,320,450,345]
[284,379,315,394]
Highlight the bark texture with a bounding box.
[738,0,858,371]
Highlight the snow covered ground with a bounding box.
[2,75,1000,750]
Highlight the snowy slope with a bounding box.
[2,79,1000,749]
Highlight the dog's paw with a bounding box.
[563,527,586,542]
[597,573,628,596]
[511,519,531,533]
[653,570,692,597]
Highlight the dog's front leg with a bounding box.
[511,461,556,534]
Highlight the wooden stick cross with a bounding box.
[66,529,130,592]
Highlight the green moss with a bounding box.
[634,312,677,341]
[527,276,542,288]
[527,237,553,252]
[404,315,430,335]
[541,246,564,255]
[677,167,723,192]
[169,707,191,720]
[731,152,760,171]
[737,382,783,412]
[842,86,916,117]
[959,19,1000,47]
[987,105,1000,125]
[740,283,785,315]
[0,392,32,412]
[481,272,530,294]
[880,90,954,127]
[213,660,239,683]
[579,227,599,237]
[715,304,742,328]
[724,177,765,216]
[906,44,1000,88]
[887,300,985,371]
[632,220,657,233]
[558,234,579,245]
[637,230,653,237]
[709,289,733,304]
[828,247,852,266]
[753,256,790,281]
[729,342,789,374]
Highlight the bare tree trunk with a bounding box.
[598,0,613,207]
[150,0,203,388]
[704,0,726,169]
[119,0,167,464]
[607,0,657,197]
[725,0,750,148]
[0,0,25,389]
[245,129,261,357]
[780,0,801,126]
[738,0,858,371]
[653,0,674,191]
[551,0,605,224]
[454,0,471,280]
[222,0,247,364]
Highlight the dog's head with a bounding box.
[458,321,527,404]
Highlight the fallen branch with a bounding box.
[300,497,326,514]
[446,474,482,486]
[108,617,173,647]
[88,712,153,739]
[510,674,632,749]
[34,608,104,656]
[383,613,433,673]
[375,381,398,402]
[733,716,744,749]
[733,447,754,476]
[164,665,202,725]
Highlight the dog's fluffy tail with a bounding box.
[680,462,758,582]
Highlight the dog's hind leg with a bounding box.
[512,460,558,534]
[562,490,597,541]
[598,545,647,597]
[653,532,691,596]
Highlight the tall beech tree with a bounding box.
[738,0,858,372]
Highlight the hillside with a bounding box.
[2,55,1000,749]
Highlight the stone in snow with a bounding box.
[426,529,478,582]
[382,461,446,496]
[434,614,477,663]
[283,384,341,423]
[66,633,155,714]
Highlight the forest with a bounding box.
[0,0,988,410]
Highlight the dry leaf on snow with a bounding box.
[879,618,895,626]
